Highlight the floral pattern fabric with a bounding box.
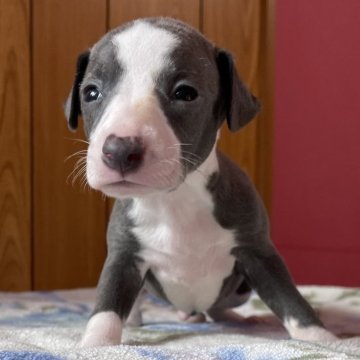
[0,286,359,359]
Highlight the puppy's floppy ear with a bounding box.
[64,50,90,131]
[216,50,261,132]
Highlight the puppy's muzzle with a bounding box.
[102,134,144,175]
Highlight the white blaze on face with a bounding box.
[112,21,177,99]
[86,21,182,198]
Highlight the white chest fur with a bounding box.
[129,149,236,313]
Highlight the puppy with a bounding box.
[65,17,335,346]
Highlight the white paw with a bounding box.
[284,317,337,342]
[80,311,122,347]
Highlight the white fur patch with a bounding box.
[284,317,337,342]
[86,21,182,198]
[80,311,122,347]
[130,147,237,314]
[112,21,179,99]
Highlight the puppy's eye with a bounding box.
[83,85,102,102]
[174,85,198,102]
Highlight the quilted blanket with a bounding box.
[0,286,359,359]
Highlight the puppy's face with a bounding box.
[65,18,260,198]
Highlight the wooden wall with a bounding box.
[32,0,108,290]
[0,0,274,291]
[0,0,31,291]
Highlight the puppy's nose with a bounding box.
[102,134,144,174]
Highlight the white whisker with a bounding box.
[64,137,90,145]
[168,143,192,148]
[65,150,88,162]
[66,149,89,188]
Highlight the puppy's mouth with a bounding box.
[98,179,154,198]
[104,180,150,189]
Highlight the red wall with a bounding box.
[272,0,360,286]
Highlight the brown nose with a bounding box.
[102,134,144,174]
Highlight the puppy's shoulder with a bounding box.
[207,150,268,235]
[208,150,256,196]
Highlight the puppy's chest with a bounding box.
[130,191,236,312]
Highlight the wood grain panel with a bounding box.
[0,0,31,291]
[109,0,200,29]
[33,0,107,290]
[203,0,274,211]
[255,0,274,212]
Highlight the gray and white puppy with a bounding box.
[65,18,335,346]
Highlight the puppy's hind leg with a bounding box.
[207,282,256,324]
[126,290,145,327]
[208,307,246,322]
[208,307,267,325]
[177,310,206,323]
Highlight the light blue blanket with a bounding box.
[0,286,359,359]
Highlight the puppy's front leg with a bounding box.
[80,252,144,347]
[233,245,337,342]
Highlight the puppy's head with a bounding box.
[65,18,260,198]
